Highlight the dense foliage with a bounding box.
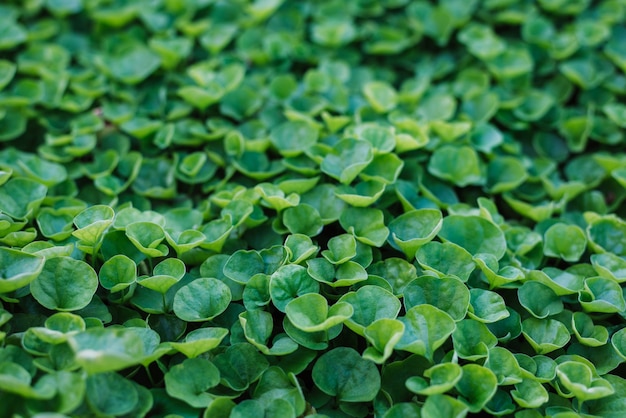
[1,0,626,417]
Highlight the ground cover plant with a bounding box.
[1,0,626,416]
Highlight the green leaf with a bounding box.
[31,257,97,311]
[68,328,147,374]
[285,293,353,332]
[320,138,374,185]
[220,85,263,121]
[572,312,608,347]
[591,253,626,283]
[428,145,484,187]
[587,215,626,256]
[438,215,506,259]
[270,264,319,312]
[415,241,476,282]
[396,304,456,362]
[240,310,298,356]
[0,60,16,91]
[468,289,510,323]
[338,285,402,336]
[0,20,27,50]
[311,19,357,47]
[214,343,269,391]
[521,318,571,354]
[173,277,231,322]
[579,276,626,313]
[556,360,615,402]
[335,180,386,207]
[100,43,161,84]
[282,204,323,237]
[406,363,463,395]
[270,121,318,157]
[486,156,528,193]
[0,247,44,294]
[518,282,564,319]
[421,394,469,418]
[511,379,549,409]
[321,233,356,265]
[165,357,220,408]
[125,222,169,258]
[339,207,389,247]
[254,366,306,417]
[0,178,47,219]
[138,258,186,294]
[363,318,405,364]
[543,223,587,262]
[525,268,583,296]
[307,258,367,287]
[312,347,380,402]
[456,364,498,412]
[86,372,139,416]
[585,375,626,418]
[403,275,470,321]
[72,205,114,249]
[452,319,498,360]
[458,23,505,60]
[388,209,443,260]
[169,327,229,358]
[284,234,319,264]
[485,346,524,385]
[98,254,136,292]
[486,46,534,79]
[361,153,404,184]
[603,103,626,128]
[363,81,398,113]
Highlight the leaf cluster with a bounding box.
[1,0,626,417]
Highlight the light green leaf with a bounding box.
[468,289,510,323]
[438,215,506,259]
[518,281,564,319]
[169,327,229,358]
[363,318,404,364]
[339,285,402,336]
[388,209,442,260]
[339,207,389,247]
[0,247,44,294]
[31,257,97,311]
[406,363,463,396]
[363,81,398,113]
[415,241,476,282]
[543,223,587,262]
[173,278,231,322]
[521,318,570,354]
[428,145,485,187]
[285,293,353,332]
[320,138,374,185]
[397,304,456,362]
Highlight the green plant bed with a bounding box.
[1,0,626,417]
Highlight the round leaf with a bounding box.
[0,247,44,294]
[285,293,353,333]
[31,257,98,311]
[173,278,231,322]
[544,223,587,262]
[388,209,443,260]
[312,347,380,402]
[270,121,318,157]
[397,304,456,362]
[165,357,220,408]
[438,215,506,259]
